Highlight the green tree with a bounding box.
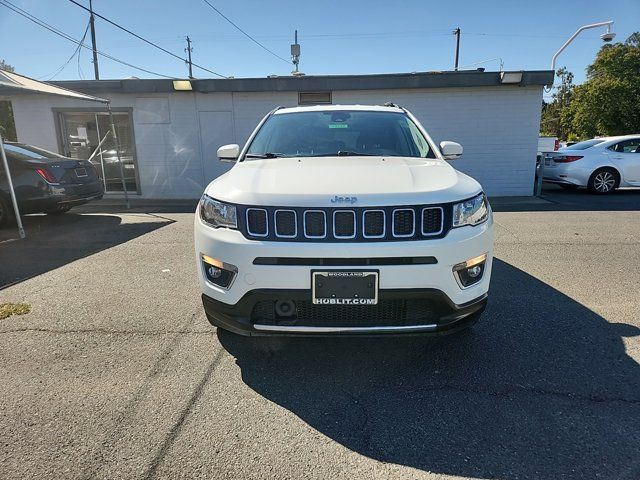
[563,33,640,137]
[0,59,17,141]
[0,59,14,72]
[540,67,574,140]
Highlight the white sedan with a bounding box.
[542,135,640,193]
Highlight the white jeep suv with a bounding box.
[194,104,493,335]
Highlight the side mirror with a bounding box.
[439,141,463,160]
[217,144,240,162]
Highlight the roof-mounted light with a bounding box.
[500,71,523,84]
[172,80,192,91]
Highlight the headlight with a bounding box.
[452,193,489,227]
[199,195,237,229]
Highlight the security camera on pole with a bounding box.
[551,21,615,73]
[536,20,616,196]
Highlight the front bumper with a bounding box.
[195,212,493,335]
[202,289,487,336]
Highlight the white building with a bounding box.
[9,70,552,198]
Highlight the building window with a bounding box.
[298,91,332,105]
[57,110,139,193]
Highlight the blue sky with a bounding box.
[1,0,638,93]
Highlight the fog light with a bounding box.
[201,254,237,289]
[453,253,487,288]
[207,266,223,278]
[468,265,482,278]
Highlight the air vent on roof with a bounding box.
[298,91,332,105]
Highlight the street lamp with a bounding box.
[551,21,615,72]
[537,21,616,196]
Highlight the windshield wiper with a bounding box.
[336,150,374,156]
[245,152,286,158]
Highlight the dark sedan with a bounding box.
[0,142,104,226]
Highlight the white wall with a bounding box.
[195,91,297,185]
[10,85,541,198]
[333,86,542,196]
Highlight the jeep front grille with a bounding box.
[333,210,356,238]
[392,209,415,237]
[237,203,451,242]
[304,210,326,238]
[421,207,444,236]
[246,208,268,237]
[363,210,385,238]
[274,209,296,237]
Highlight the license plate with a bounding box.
[75,168,88,178]
[312,271,378,305]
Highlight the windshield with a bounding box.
[563,139,605,151]
[244,110,435,159]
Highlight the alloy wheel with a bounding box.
[593,171,616,193]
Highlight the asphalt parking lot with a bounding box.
[1,187,639,480]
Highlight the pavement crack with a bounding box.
[494,219,519,241]
[80,308,204,479]
[142,347,225,479]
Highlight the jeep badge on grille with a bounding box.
[331,195,357,204]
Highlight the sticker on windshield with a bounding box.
[329,124,348,129]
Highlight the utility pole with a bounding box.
[185,36,194,79]
[89,0,99,79]
[453,27,461,71]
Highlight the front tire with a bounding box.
[588,168,619,194]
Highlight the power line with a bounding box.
[1,0,171,78]
[171,30,571,42]
[67,0,227,78]
[301,31,452,39]
[200,0,290,64]
[77,43,85,79]
[463,32,590,39]
[38,20,90,80]
[0,0,174,78]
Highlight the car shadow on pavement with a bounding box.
[218,258,640,480]
[492,185,640,213]
[0,213,173,289]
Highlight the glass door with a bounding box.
[59,111,138,193]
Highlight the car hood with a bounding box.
[205,156,482,207]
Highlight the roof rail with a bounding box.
[267,105,284,116]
